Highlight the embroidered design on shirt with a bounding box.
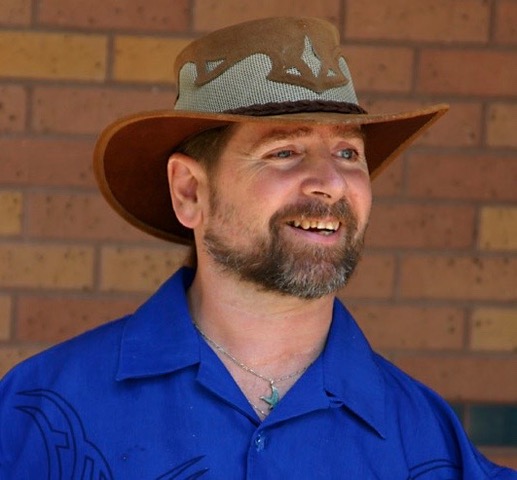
[408,458,461,479]
[15,389,209,479]
[16,389,115,480]
[155,455,208,479]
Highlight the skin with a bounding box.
[167,121,372,417]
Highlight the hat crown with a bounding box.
[173,17,359,113]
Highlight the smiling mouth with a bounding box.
[286,219,341,236]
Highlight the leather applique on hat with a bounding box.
[177,17,349,94]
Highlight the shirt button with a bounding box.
[254,432,266,452]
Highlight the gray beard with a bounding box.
[203,198,364,299]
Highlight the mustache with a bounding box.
[270,198,356,225]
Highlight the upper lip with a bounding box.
[287,218,340,231]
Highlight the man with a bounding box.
[0,17,515,479]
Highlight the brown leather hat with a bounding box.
[94,17,448,244]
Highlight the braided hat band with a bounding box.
[224,100,368,116]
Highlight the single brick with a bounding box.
[420,102,482,148]
[0,31,107,81]
[0,85,26,133]
[393,354,517,402]
[371,159,403,197]
[479,207,517,251]
[407,153,517,201]
[0,295,12,341]
[38,0,189,31]
[349,304,465,350]
[470,308,517,352]
[338,253,396,299]
[418,49,517,96]
[0,191,22,235]
[100,246,190,292]
[17,295,144,343]
[346,46,413,93]
[487,104,517,148]
[367,203,475,249]
[194,0,339,30]
[0,346,44,377]
[399,255,516,301]
[495,0,517,44]
[113,36,191,83]
[0,243,94,289]
[359,99,482,148]
[0,138,95,187]
[27,192,160,242]
[345,0,489,42]
[32,86,174,134]
[0,0,31,26]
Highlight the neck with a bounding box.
[187,262,334,376]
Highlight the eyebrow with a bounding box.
[249,124,364,150]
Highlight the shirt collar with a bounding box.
[116,267,387,437]
[322,300,387,438]
[116,267,199,381]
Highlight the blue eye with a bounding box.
[337,148,357,160]
[275,150,294,158]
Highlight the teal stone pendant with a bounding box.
[260,382,279,410]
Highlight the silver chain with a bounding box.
[193,323,311,415]
[248,401,269,417]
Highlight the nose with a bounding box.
[300,154,348,202]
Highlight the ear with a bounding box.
[167,152,208,229]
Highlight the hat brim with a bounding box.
[94,104,449,244]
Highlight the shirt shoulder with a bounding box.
[0,316,128,394]
[373,354,517,479]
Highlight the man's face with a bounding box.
[199,122,372,299]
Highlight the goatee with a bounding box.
[204,198,365,299]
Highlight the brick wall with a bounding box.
[1,0,516,467]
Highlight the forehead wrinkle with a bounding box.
[244,123,364,152]
[248,125,313,151]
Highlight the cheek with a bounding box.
[236,168,294,212]
[359,176,372,209]
[248,167,302,203]
[346,173,372,225]
[207,184,265,239]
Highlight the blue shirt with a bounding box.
[1,267,515,479]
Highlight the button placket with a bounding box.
[254,431,266,452]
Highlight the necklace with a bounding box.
[194,323,311,415]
